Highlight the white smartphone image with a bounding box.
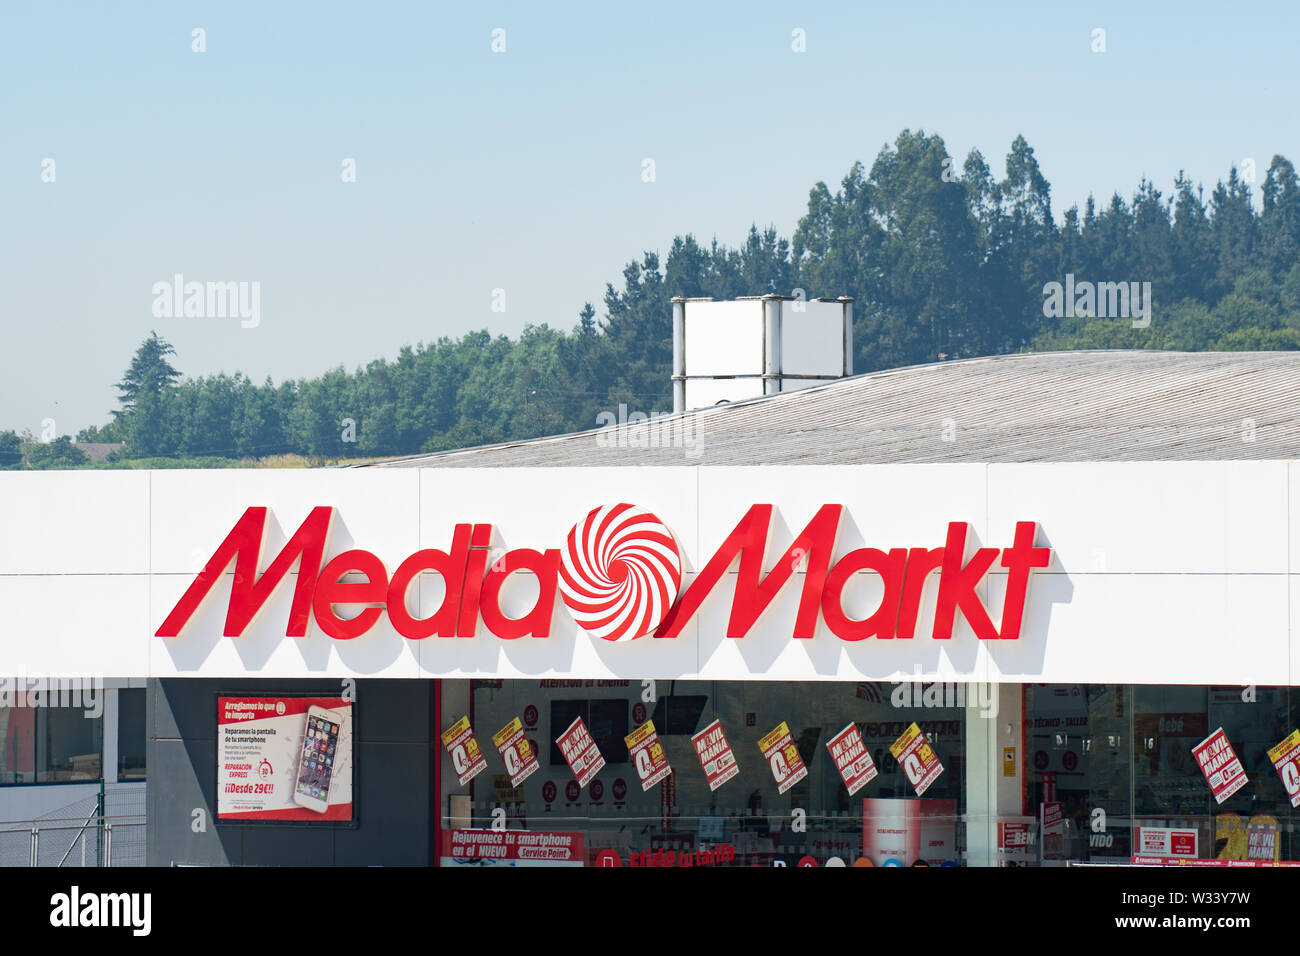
[292,705,342,814]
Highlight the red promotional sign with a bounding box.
[1192,727,1248,804]
[1137,826,1198,858]
[556,716,605,788]
[217,696,353,822]
[628,844,737,868]
[998,822,1030,849]
[759,721,808,794]
[1042,802,1062,829]
[692,719,739,791]
[826,722,878,796]
[625,720,672,791]
[890,722,944,796]
[1040,801,1066,860]
[1268,730,1300,808]
[493,716,539,787]
[440,715,488,787]
[439,829,584,867]
[157,504,1049,644]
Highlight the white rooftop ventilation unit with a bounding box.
[671,294,854,413]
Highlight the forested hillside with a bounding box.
[9,128,1300,467]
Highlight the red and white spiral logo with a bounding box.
[558,503,682,642]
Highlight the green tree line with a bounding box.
[7,128,1300,466]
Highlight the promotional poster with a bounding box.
[217,697,353,821]
[890,722,945,797]
[1268,730,1300,808]
[826,722,878,796]
[758,721,808,795]
[440,715,488,788]
[625,719,672,791]
[493,716,540,788]
[556,715,605,788]
[691,719,739,792]
[1192,727,1248,804]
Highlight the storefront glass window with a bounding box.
[1133,685,1295,862]
[439,679,967,867]
[0,702,103,785]
[1024,684,1298,865]
[118,688,146,781]
[1023,684,1132,863]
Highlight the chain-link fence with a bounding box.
[0,786,145,866]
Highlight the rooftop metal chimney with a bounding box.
[672,295,854,413]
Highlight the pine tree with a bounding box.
[113,332,182,457]
[113,332,181,421]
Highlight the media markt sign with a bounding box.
[157,502,1050,647]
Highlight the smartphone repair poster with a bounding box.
[217,697,354,821]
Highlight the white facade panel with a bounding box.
[983,571,1288,686]
[0,574,151,677]
[988,462,1289,574]
[0,471,150,575]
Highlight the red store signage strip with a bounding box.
[156,503,1050,644]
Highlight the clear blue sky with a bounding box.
[3,1,1297,435]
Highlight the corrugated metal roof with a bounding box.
[358,350,1300,467]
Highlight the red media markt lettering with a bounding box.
[156,504,1050,644]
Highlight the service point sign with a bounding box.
[440,830,584,867]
